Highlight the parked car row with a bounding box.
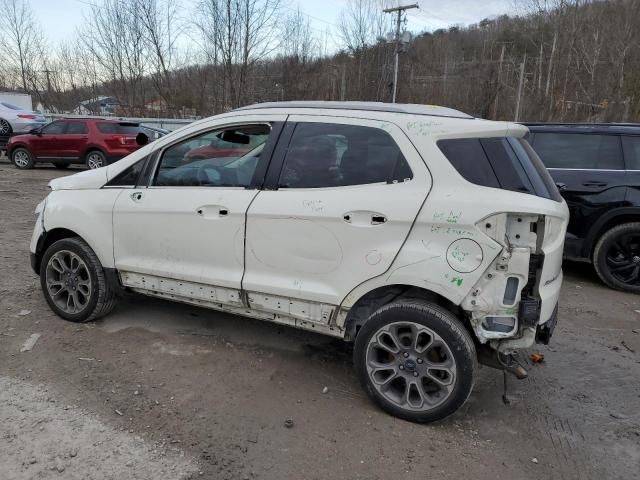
[5,118,168,169]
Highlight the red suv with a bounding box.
[7,118,150,170]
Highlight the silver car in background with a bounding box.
[0,102,48,135]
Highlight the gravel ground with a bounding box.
[1,159,639,480]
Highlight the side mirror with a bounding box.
[136,132,149,146]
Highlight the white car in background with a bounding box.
[29,101,568,423]
[0,102,47,135]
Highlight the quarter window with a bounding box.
[531,133,623,170]
[278,123,412,188]
[106,158,146,187]
[153,124,271,187]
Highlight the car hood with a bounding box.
[48,168,108,191]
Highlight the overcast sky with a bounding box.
[31,0,520,51]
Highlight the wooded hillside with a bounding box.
[1,0,638,122]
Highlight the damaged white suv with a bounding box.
[30,102,568,423]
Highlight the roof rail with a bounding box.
[235,101,474,119]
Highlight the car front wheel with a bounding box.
[12,147,34,169]
[593,222,640,292]
[354,300,476,423]
[40,237,118,322]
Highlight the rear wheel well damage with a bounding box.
[342,285,463,341]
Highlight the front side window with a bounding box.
[278,123,412,188]
[153,124,271,187]
[42,121,66,134]
[531,133,623,170]
[66,121,88,134]
[105,158,146,187]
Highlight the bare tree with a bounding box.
[135,0,184,108]
[0,0,45,93]
[338,0,387,53]
[196,0,282,109]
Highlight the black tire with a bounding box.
[593,222,640,292]
[85,150,106,169]
[354,300,476,423]
[11,147,34,169]
[53,162,69,169]
[40,237,118,322]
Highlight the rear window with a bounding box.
[96,122,141,134]
[531,132,623,170]
[437,137,561,201]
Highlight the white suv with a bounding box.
[30,102,568,422]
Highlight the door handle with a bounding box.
[196,205,228,218]
[130,191,143,202]
[371,214,387,225]
[343,211,387,226]
[582,181,607,188]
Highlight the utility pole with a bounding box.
[384,3,418,103]
[514,54,526,122]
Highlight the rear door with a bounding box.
[243,116,431,310]
[530,132,627,249]
[60,120,89,159]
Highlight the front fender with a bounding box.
[43,189,123,268]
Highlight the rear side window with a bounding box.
[622,137,640,170]
[437,137,561,201]
[531,133,623,170]
[66,121,88,134]
[279,123,412,188]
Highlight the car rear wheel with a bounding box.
[85,150,106,169]
[354,300,476,423]
[40,237,118,322]
[0,118,12,136]
[12,147,34,169]
[593,222,640,292]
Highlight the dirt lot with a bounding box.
[1,159,639,480]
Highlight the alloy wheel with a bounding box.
[0,119,10,135]
[13,150,30,168]
[365,321,457,411]
[605,233,640,286]
[45,250,92,314]
[87,152,104,169]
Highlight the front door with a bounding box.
[243,116,431,309]
[112,116,285,304]
[32,120,67,158]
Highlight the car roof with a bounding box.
[523,122,640,135]
[235,101,475,119]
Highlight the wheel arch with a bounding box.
[584,207,640,259]
[339,284,463,341]
[34,227,83,272]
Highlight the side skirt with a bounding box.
[119,271,344,338]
